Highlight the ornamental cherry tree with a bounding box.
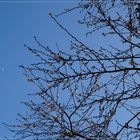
[6,0,140,139]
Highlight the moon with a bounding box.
[1,67,5,71]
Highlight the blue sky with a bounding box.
[0,1,120,138]
[0,1,130,139]
[0,1,79,138]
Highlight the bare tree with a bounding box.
[5,0,140,139]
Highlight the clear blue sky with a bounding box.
[0,0,79,138]
[0,1,128,139]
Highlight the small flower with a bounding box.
[129,59,139,66]
[48,84,52,88]
[27,77,33,82]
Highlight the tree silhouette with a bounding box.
[6,0,140,139]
